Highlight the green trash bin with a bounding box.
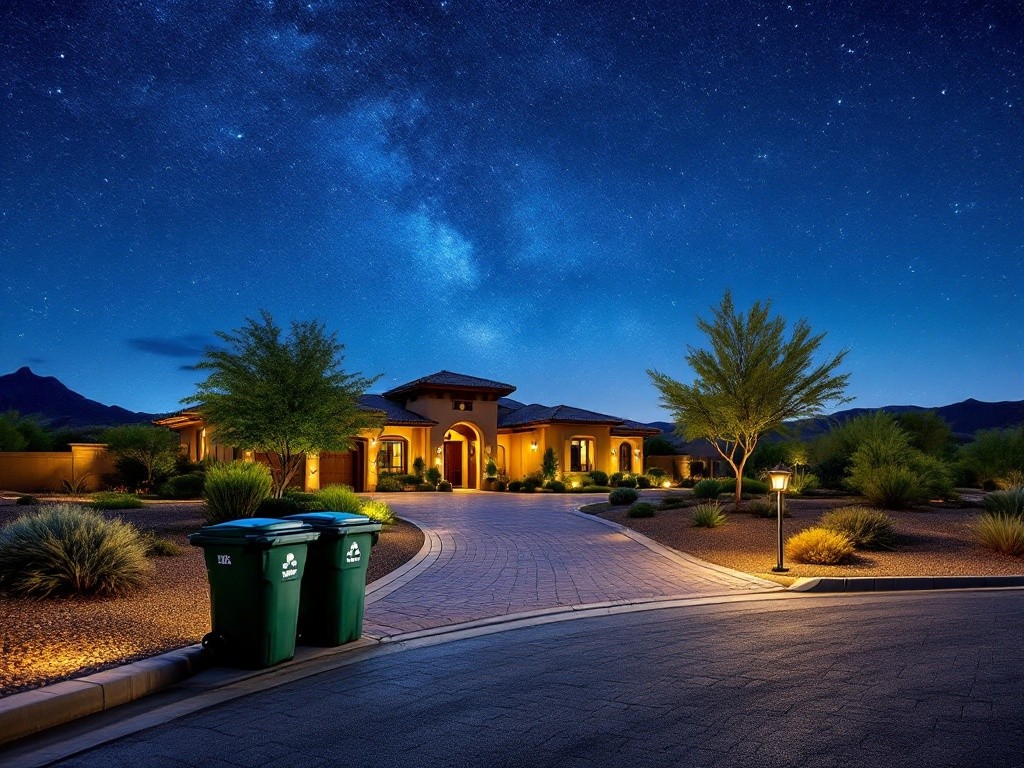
[189,518,320,668]
[285,511,382,646]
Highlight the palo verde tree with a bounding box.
[100,425,181,488]
[184,312,384,498]
[648,291,850,509]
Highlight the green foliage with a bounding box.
[375,475,404,492]
[521,477,541,492]
[635,475,652,489]
[203,461,273,523]
[16,495,38,505]
[588,470,609,486]
[659,496,690,509]
[717,477,769,495]
[144,534,184,557]
[692,479,722,499]
[627,502,657,518]
[610,472,637,488]
[648,290,849,509]
[100,425,180,486]
[744,440,807,476]
[820,506,897,550]
[974,513,1024,557]
[747,498,775,518]
[438,480,453,492]
[413,457,426,479]
[359,499,395,524]
[570,485,612,493]
[691,502,726,528]
[546,480,567,492]
[158,472,206,499]
[984,487,1024,518]
[646,467,668,482]
[316,484,362,513]
[609,487,640,505]
[0,504,151,597]
[0,411,55,451]
[92,492,144,510]
[895,411,956,458]
[507,480,523,492]
[484,458,498,478]
[541,447,559,482]
[643,435,678,455]
[256,490,327,517]
[184,312,383,497]
[426,466,442,485]
[959,428,1024,487]
[785,527,855,565]
[494,480,508,492]
[788,468,819,495]
[562,473,590,487]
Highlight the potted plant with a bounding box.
[483,457,499,490]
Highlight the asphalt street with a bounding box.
[48,589,1024,768]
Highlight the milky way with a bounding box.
[1,1,1021,418]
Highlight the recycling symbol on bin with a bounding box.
[281,552,299,579]
[345,541,361,564]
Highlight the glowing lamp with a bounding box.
[530,440,538,451]
[767,464,793,573]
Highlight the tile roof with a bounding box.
[358,394,437,425]
[612,418,663,437]
[498,403,626,429]
[383,370,516,398]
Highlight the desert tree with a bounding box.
[648,291,850,509]
[184,312,383,497]
[100,424,180,487]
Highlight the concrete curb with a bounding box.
[790,575,1024,592]
[365,515,438,603]
[0,646,207,747]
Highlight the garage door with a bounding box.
[320,447,364,491]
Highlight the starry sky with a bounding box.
[2,1,1021,422]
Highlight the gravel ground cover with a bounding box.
[0,498,424,696]
[589,492,1024,581]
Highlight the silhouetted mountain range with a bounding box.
[649,397,1024,448]
[0,367,161,429]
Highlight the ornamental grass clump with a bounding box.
[785,527,854,565]
[91,492,145,510]
[691,502,726,528]
[820,506,897,550]
[315,484,362,513]
[0,503,151,598]
[974,513,1024,557]
[983,487,1024,518]
[202,461,273,524]
[359,499,396,525]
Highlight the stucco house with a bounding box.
[156,371,659,491]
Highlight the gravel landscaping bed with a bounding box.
[0,499,424,696]
[588,493,1024,581]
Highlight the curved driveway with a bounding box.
[363,492,776,636]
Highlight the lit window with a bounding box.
[570,438,594,472]
[377,439,406,474]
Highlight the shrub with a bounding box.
[484,458,498,479]
[92,492,145,510]
[635,475,652,489]
[974,513,1024,557]
[691,502,726,528]
[659,496,689,510]
[158,472,206,499]
[747,498,776,518]
[820,506,897,550]
[788,469,819,495]
[256,497,305,517]
[438,480,453,492]
[316,484,362,513]
[588,470,609,486]
[416,482,436,492]
[359,499,396,524]
[541,447,559,482]
[610,472,638,488]
[507,481,523,492]
[522,477,542,492]
[646,467,668,482]
[785,528,854,565]
[376,475,404,492]
[16,495,38,505]
[0,503,151,597]
[571,485,612,493]
[997,470,1024,491]
[609,487,640,506]
[413,457,426,480]
[983,487,1024,518]
[426,467,442,485]
[854,465,925,510]
[562,473,589,488]
[628,502,657,518]
[717,477,769,495]
[203,462,273,524]
[546,480,566,493]
[693,479,721,499]
[495,480,508,492]
[144,534,184,557]
[679,478,696,488]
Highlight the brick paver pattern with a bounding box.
[363,493,769,636]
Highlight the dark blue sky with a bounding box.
[2,1,1021,422]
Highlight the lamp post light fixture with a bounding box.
[767,464,793,573]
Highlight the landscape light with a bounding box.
[767,464,793,573]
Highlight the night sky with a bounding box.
[2,1,1021,422]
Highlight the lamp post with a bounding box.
[767,464,793,573]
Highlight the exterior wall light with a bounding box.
[634,449,641,458]
[662,480,672,488]
[530,440,538,451]
[767,464,793,573]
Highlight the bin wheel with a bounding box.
[201,632,226,661]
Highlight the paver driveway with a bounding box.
[363,492,775,636]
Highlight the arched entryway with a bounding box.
[619,442,633,474]
[320,439,367,492]
[442,422,483,489]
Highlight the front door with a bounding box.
[444,441,463,487]
[619,442,633,473]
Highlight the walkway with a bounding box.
[363,493,774,636]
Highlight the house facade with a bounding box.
[156,371,659,491]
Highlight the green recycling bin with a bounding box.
[285,511,382,646]
[189,518,320,668]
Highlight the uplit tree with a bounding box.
[100,425,180,487]
[541,447,559,482]
[184,312,383,497]
[648,291,850,509]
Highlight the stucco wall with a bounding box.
[0,444,114,493]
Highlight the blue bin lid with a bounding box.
[199,518,312,537]
[285,511,371,528]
